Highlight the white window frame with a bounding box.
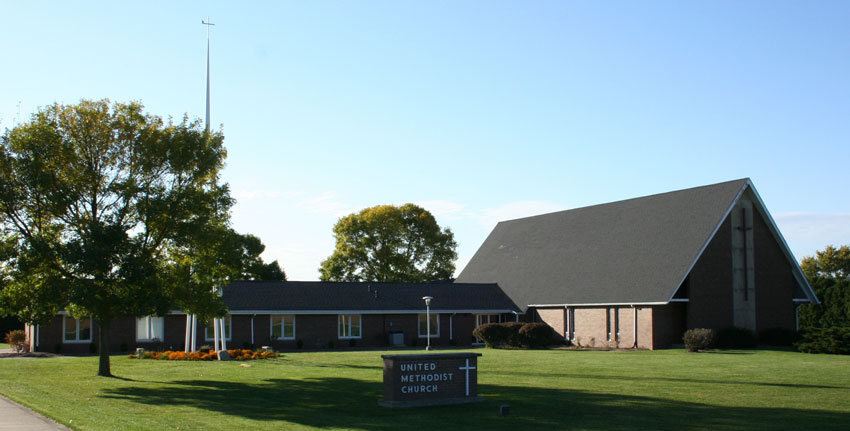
[476,313,501,327]
[418,313,440,338]
[205,315,232,341]
[474,314,501,344]
[338,314,362,339]
[136,316,165,342]
[270,314,296,340]
[63,316,92,343]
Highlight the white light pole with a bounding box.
[422,296,433,351]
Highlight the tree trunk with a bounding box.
[97,319,112,377]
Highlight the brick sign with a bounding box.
[378,352,483,408]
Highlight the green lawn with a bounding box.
[0,343,9,349]
[0,348,848,430]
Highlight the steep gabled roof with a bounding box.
[223,280,520,314]
[456,179,817,311]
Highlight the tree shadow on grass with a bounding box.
[100,377,850,430]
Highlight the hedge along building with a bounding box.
[25,282,520,354]
[456,179,820,349]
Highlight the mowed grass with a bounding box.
[0,348,849,430]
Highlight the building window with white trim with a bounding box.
[63,316,92,343]
[205,315,231,341]
[418,313,439,338]
[271,315,295,340]
[338,314,361,339]
[136,316,164,342]
[475,314,500,327]
[473,314,500,343]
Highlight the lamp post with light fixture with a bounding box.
[422,296,433,351]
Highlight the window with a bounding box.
[205,315,231,340]
[63,316,92,343]
[474,314,500,343]
[136,316,164,341]
[271,315,295,340]
[418,313,439,338]
[476,314,500,327]
[338,314,361,339]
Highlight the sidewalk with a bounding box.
[0,394,70,430]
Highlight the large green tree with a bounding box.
[0,100,239,376]
[798,245,850,330]
[319,203,457,282]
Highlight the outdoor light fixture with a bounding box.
[422,296,433,351]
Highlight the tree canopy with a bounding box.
[0,100,280,375]
[319,204,457,283]
[798,245,850,330]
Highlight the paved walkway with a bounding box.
[0,391,69,430]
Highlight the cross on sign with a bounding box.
[458,359,477,396]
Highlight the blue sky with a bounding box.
[2,1,849,280]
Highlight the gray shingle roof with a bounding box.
[223,281,520,313]
[456,179,752,310]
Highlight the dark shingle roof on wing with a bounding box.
[455,179,751,311]
[223,280,520,313]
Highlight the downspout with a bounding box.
[632,305,638,349]
[794,304,801,331]
[512,311,519,322]
[449,313,455,342]
[36,324,40,350]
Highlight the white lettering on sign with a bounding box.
[401,384,439,394]
[398,362,455,395]
[399,362,437,372]
[400,372,454,383]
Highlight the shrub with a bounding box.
[519,323,556,348]
[759,328,799,346]
[683,328,716,352]
[472,323,510,348]
[4,330,27,353]
[716,327,757,348]
[795,327,850,355]
[474,322,558,348]
[503,322,526,347]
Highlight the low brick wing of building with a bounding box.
[26,281,520,354]
[456,178,819,349]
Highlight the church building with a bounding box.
[26,179,818,352]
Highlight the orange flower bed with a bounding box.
[227,349,278,360]
[132,349,278,361]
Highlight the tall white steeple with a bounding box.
[202,18,215,132]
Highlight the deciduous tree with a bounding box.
[0,100,234,376]
[319,204,457,282]
[798,245,850,330]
